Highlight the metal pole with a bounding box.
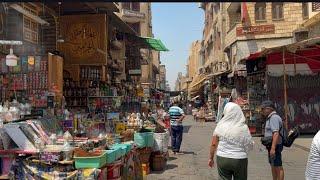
[282,47,289,129]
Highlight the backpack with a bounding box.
[266,113,300,148]
[280,122,300,148]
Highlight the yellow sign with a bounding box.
[115,123,126,134]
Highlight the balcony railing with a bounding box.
[121,9,145,19]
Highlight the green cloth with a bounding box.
[141,37,169,51]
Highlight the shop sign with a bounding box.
[60,14,106,64]
[236,24,275,36]
[129,69,141,75]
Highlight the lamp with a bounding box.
[6,48,18,66]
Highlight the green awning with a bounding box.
[141,37,169,51]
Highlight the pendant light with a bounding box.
[57,2,64,43]
[6,47,18,66]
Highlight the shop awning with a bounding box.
[140,37,169,51]
[206,70,232,79]
[266,47,320,76]
[190,74,207,89]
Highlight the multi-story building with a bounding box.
[159,65,167,91]
[187,40,202,80]
[174,72,183,91]
[296,2,320,40]
[117,3,160,90]
[224,2,308,70]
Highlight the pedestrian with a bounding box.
[261,100,285,180]
[208,102,254,180]
[305,130,320,180]
[169,102,185,155]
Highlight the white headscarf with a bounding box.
[213,102,254,152]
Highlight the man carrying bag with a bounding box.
[260,100,285,180]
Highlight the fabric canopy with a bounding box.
[140,37,169,51]
[266,48,320,74]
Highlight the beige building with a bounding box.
[224,2,308,70]
[200,3,228,75]
[159,65,167,90]
[296,3,320,40]
[187,40,202,80]
[117,2,161,91]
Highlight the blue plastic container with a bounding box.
[106,149,117,164]
[134,132,154,148]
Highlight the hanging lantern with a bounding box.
[6,48,18,67]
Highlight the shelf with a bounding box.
[88,96,122,98]
[64,96,87,98]
[65,105,87,107]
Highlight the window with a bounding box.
[23,3,38,44]
[302,3,309,19]
[255,2,266,21]
[132,3,140,11]
[122,3,130,10]
[122,2,140,11]
[272,3,284,20]
[312,2,320,12]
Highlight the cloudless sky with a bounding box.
[152,3,204,90]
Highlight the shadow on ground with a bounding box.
[150,164,178,174]
[183,126,191,133]
[179,151,195,155]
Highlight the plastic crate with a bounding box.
[106,149,117,164]
[74,151,107,169]
[111,146,125,159]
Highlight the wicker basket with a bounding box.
[151,153,167,171]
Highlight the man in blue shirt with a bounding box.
[169,102,185,154]
[261,100,284,180]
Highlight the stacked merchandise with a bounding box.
[247,72,267,135]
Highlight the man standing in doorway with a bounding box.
[261,100,285,180]
[169,102,185,155]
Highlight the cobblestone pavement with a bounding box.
[147,115,310,180]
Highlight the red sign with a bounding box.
[236,24,275,36]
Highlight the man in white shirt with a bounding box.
[305,130,320,180]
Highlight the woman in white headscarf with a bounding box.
[208,102,254,180]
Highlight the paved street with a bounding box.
[147,116,311,180]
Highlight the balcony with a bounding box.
[225,23,241,49]
[121,9,145,23]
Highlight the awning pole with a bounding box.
[282,47,289,129]
[293,53,297,75]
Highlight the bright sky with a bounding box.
[152,3,204,90]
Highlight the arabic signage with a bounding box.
[59,14,107,64]
[236,24,275,36]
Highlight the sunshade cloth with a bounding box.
[140,37,169,51]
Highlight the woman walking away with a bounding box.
[208,102,254,180]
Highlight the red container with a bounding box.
[107,159,123,179]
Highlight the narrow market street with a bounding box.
[148,115,310,180]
